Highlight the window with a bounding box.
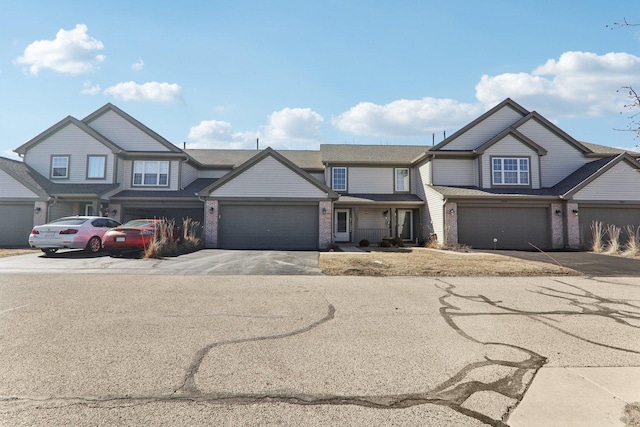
[133,160,169,186]
[332,167,347,191]
[87,156,106,179]
[51,156,69,178]
[395,168,409,192]
[492,157,529,185]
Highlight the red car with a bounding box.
[102,219,181,256]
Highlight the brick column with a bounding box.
[443,201,458,246]
[108,204,122,222]
[205,199,218,248]
[566,202,580,249]
[319,201,332,249]
[33,201,47,226]
[551,202,564,248]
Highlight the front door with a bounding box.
[334,209,350,242]
[397,209,413,241]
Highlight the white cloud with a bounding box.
[264,108,324,142]
[187,120,258,149]
[103,81,183,103]
[81,80,100,95]
[476,51,640,117]
[333,98,483,137]
[14,24,105,75]
[131,59,144,71]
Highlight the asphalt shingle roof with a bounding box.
[320,144,430,164]
[110,178,217,199]
[185,149,323,170]
[336,193,424,203]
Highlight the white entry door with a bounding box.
[334,209,350,242]
[397,209,413,241]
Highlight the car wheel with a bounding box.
[86,236,102,253]
[41,248,58,256]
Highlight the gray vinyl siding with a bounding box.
[573,162,640,201]
[122,160,180,190]
[482,136,540,189]
[86,110,174,151]
[210,156,328,198]
[309,172,326,185]
[517,119,586,187]
[432,158,477,186]
[441,106,525,150]
[49,202,74,220]
[0,170,39,198]
[423,185,444,242]
[182,163,199,188]
[22,124,114,182]
[349,167,393,193]
[197,169,232,179]
[418,160,432,186]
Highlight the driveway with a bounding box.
[486,250,640,276]
[0,249,322,275]
[1,274,639,426]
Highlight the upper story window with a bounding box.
[395,168,410,192]
[87,155,106,179]
[51,155,69,179]
[492,157,529,185]
[332,167,347,191]
[133,160,169,186]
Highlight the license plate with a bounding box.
[44,232,55,237]
[115,237,126,242]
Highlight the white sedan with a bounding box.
[28,216,121,255]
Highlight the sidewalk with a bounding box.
[509,367,640,426]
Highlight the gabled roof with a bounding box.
[579,141,640,157]
[0,156,49,199]
[512,111,590,154]
[474,127,548,156]
[320,144,429,164]
[557,153,640,198]
[431,98,530,151]
[185,149,324,170]
[82,103,182,153]
[14,116,124,155]
[198,147,338,198]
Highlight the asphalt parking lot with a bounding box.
[0,249,322,275]
[1,274,639,426]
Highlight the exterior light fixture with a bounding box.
[555,209,562,216]
[572,209,579,216]
[449,208,455,215]
[111,209,118,215]
[322,207,327,215]
[209,206,215,213]
[34,207,41,212]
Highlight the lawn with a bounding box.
[319,247,580,276]
[0,248,36,258]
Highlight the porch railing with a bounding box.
[356,228,391,244]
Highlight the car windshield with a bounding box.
[121,220,158,227]
[49,218,90,225]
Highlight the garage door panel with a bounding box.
[0,203,34,247]
[579,206,640,249]
[458,206,550,250]
[219,204,318,250]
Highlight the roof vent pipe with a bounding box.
[256,138,259,150]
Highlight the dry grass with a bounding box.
[320,247,580,276]
[0,248,36,258]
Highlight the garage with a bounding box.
[218,203,319,250]
[578,205,640,250]
[0,203,35,247]
[457,205,551,250]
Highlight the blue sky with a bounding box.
[2,1,640,160]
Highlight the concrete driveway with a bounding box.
[0,249,322,275]
[488,250,640,276]
[1,274,639,426]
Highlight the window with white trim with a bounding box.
[492,157,529,185]
[51,156,69,178]
[332,167,347,191]
[87,156,106,179]
[395,167,409,191]
[133,160,169,186]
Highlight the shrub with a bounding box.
[590,221,605,253]
[390,236,404,247]
[379,239,391,248]
[359,239,370,247]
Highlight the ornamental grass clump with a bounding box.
[144,218,179,258]
[181,218,204,253]
[590,221,605,253]
[623,225,640,257]
[604,224,621,254]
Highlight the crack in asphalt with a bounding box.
[4,278,639,427]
